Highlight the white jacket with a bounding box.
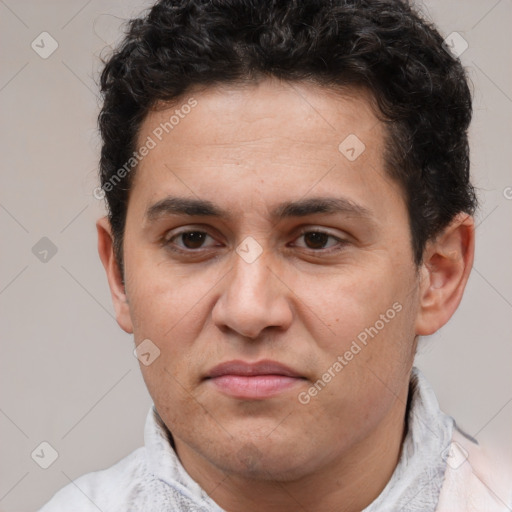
[436,427,512,511]
[39,368,512,511]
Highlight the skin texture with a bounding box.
[97,78,475,512]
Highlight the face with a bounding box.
[109,79,424,480]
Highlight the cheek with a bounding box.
[295,264,405,350]
[315,282,417,406]
[125,254,209,337]
[298,263,417,416]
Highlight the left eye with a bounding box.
[293,230,345,250]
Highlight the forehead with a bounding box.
[130,79,403,220]
[145,80,382,156]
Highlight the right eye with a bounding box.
[163,229,223,253]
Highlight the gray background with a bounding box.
[0,1,511,510]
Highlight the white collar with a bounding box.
[363,367,454,511]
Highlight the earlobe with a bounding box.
[415,213,475,336]
[96,216,134,334]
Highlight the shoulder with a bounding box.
[38,447,150,511]
[436,427,512,512]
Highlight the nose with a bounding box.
[211,247,293,340]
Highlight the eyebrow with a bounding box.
[145,196,374,222]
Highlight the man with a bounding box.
[40,0,511,510]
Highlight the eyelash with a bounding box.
[163,228,349,255]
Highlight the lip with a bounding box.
[206,360,303,379]
[205,359,305,399]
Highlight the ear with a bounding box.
[96,216,134,334]
[415,213,475,336]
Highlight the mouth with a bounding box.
[205,360,307,400]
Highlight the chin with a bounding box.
[209,433,322,482]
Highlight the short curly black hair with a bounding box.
[98,0,477,273]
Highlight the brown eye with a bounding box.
[180,231,208,249]
[291,229,349,253]
[303,231,330,249]
[165,230,219,252]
